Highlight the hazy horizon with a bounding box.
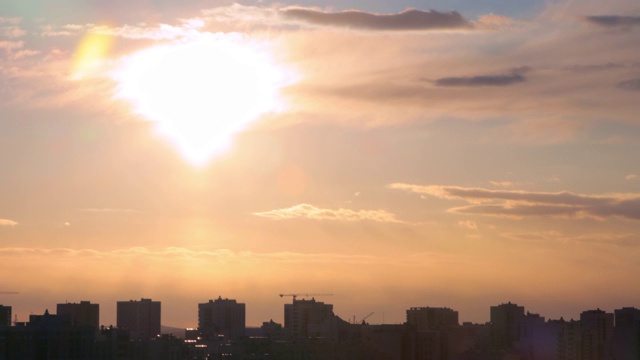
[8,296,637,329]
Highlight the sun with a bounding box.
[112,33,291,166]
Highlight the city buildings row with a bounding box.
[1,298,640,360]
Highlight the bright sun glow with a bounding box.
[113,33,291,166]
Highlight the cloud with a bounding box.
[502,231,640,247]
[434,67,529,87]
[200,4,278,26]
[0,39,37,60]
[95,23,201,40]
[475,14,520,30]
[626,174,638,180]
[563,62,624,72]
[569,233,640,247]
[280,7,472,31]
[503,118,589,144]
[490,181,517,187]
[80,208,138,213]
[501,231,562,242]
[0,246,451,267]
[39,22,201,40]
[617,78,640,92]
[390,184,610,206]
[39,24,91,37]
[0,219,18,227]
[1,26,26,38]
[584,15,640,28]
[12,49,39,59]
[3,1,640,139]
[0,17,21,25]
[0,40,23,51]
[253,203,403,223]
[42,23,192,40]
[458,220,478,230]
[389,183,640,220]
[451,203,584,219]
[268,1,640,132]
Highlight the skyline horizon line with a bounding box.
[3,296,639,328]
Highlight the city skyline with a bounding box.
[2,0,640,329]
[2,296,640,329]
[3,298,638,359]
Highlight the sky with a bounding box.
[1,0,640,328]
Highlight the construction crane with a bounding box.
[361,312,374,324]
[352,312,375,324]
[279,293,333,301]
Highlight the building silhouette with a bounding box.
[4,296,640,359]
[614,307,640,360]
[117,298,161,340]
[198,297,245,340]
[57,301,99,331]
[615,307,640,328]
[406,307,459,332]
[581,309,614,360]
[1,310,95,359]
[490,301,525,350]
[513,311,551,359]
[0,306,10,328]
[261,319,284,339]
[551,317,583,360]
[284,298,337,339]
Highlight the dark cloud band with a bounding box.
[585,15,640,28]
[617,78,640,92]
[435,67,529,87]
[389,183,640,221]
[281,8,472,31]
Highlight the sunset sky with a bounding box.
[1,0,640,328]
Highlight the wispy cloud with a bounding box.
[80,208,138,213]
[502,231,640,247]
[501,231,562,242]
[389,183,640,220]
[95,23,201,40]
[489,181,518,187]
[0,219,18,227]
[434,67,529,87]
[39,23,97,37]
[0,246,454,267]
[200,4,279,28]
[3,1,640,141]
[458,220,478,230]
[625,174,638,181]
[0,17,21,25]
[0,40,23,51]
[475,14,521,30]
[563,62,624,72]
[280,8,472,31]
[253,203,403,223]
[584,15,640,28]
[617,78,640,92]
[1,26,25,38]
[569,233,640,247]
[40,22,199,40]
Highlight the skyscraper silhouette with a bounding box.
[117,298,161,340]
[57,301,99,332]
[198,297,245,340]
